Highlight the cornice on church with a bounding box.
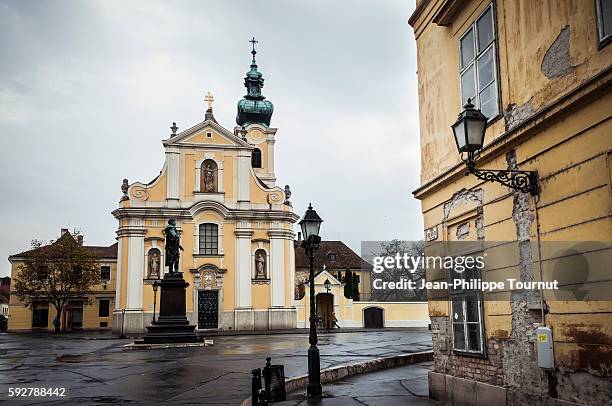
[163,119,251,149]
[112,204,300,224]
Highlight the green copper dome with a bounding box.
[236,38,274,127]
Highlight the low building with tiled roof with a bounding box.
[293,239,429,330]
[294,240,373,301]
[7,229,117,332]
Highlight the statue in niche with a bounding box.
[204,164,215,192]
[255,250,267,279]
[148,249,161,279]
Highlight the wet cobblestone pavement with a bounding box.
[0,329,431,405]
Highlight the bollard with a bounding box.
[262,356,286,402]
[251,368,262,405]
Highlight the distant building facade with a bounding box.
[7,229,117,331]
[294,240,429,329]
[410,0,611,404]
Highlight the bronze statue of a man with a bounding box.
[164,219,183,274]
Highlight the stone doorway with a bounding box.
[316,293,334,329]
[197,290,219,329]
[364,307,384,328]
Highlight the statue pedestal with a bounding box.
[139,272,199,344]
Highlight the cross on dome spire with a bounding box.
[249,37,258,63]
[236,37,274,127]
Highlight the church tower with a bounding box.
[112,40,298,334]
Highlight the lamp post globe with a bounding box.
[299,203,323,241]
[452,98,487,167]
[324,278,331,293]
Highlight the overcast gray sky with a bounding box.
[0,0,421,277]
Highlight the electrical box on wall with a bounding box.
[536,326,554,370]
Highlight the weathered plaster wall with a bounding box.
[411,0,612,403]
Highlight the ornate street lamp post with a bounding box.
[453,99,539,196]
[324,279,331,294]
[299,203,323,398]
[152,281,159,324]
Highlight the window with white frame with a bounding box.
[199,223,219,255]
[450,258,485,354]
[100,265,111,281]
[459,4,499,121]
[596,0,612,46]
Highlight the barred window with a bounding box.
[459,3,499,121]
[199,223,219,255]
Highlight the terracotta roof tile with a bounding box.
[9,233,118,260]
[294,240,369,270]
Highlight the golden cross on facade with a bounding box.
[204,91,214,110]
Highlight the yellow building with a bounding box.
[112,45,299,334]
[293,240,429,329]
[7,229,117,332]
[410,0,611,404]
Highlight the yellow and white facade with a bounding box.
[112,50,300,333]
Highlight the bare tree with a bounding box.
[371,239,427,302]
[12,234,100,332]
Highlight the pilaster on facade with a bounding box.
[235,224,253,308]
[268,225,295,308]
[237,150,251,203]
[165,146,180,201]
[114,236,124,311]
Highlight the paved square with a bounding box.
[0,329,431,405]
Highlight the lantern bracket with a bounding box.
[466,164,539,196]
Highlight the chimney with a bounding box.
[77,235,84,245]
[297,231,302,241]
[61,228,68,237]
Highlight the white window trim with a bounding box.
[100,264,111,282]
[458,2,500,121]
[596,0,612,45]
[195,221,223,255]
[450,292,485,355]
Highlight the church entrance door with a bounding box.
[198,290,219,329]
[316,293,333,329]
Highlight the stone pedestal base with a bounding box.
[139,273,199,344]
[232,307,297,330]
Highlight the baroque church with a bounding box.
[112,41,299,333]
[7,40,429,333]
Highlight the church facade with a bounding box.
[112,44,299,334]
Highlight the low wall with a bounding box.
[241,350,433,406]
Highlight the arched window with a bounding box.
[199,223,219,255]
[251,148,262,168]
[200,159,218,192]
